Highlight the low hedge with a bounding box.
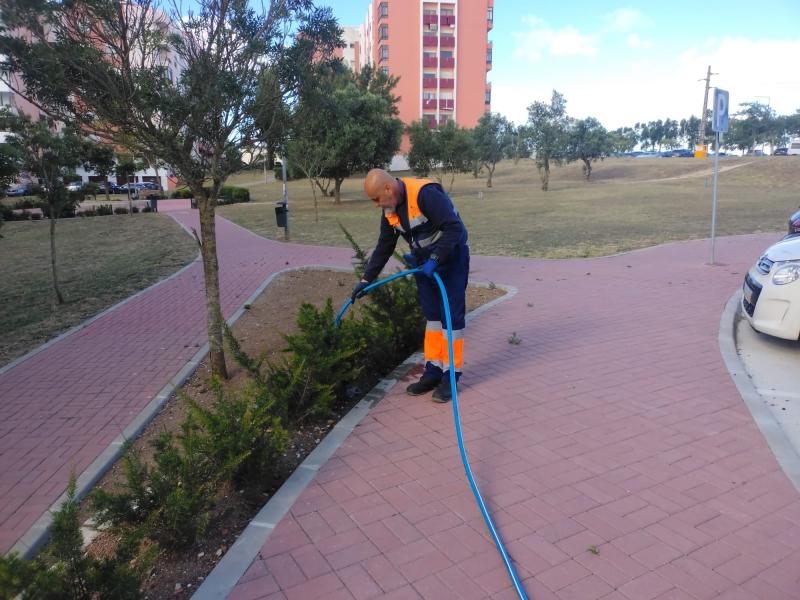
[170,186,250,205]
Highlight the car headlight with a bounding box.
[772,262,800,285]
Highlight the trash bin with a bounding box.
[275,203,288,228]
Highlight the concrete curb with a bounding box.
[192,280,518,599]
[718,290,800,492]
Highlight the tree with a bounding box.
[566,117,610,179]
[525,90,570,191]
[727,102,777,153]
[473,112,511,188]
[406,121,475,193]
[290,66,402,203]
[609,127,637,153]
[83,143,116,202]
[1,113,90,305]
[1,0,341,378]
[504,124,533,164]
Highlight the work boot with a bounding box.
[432,378,454,403]
[406,375,440,396]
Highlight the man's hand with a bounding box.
[402,253,418,267]
[420,258,438,278]
[351,280,370,302]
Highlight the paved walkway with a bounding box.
[0,204,353,554]
[225,234,800,600]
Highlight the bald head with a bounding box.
[364,168,400,210]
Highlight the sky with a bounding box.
[315,0,800,129]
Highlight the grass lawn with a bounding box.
[220,157,800,258]
[0,214,197,366]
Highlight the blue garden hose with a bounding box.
[336,269,529,600]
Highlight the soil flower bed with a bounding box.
[80,268,504,598]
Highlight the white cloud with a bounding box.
[493,37,800,130]
[626,33,653,49]
[604,8,649,32]
[512,16,596,62]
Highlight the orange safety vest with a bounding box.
[384,178,442,250]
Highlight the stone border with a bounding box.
[718,290,800,492]
[192,278,517,599]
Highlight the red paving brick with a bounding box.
[220,233,800,598]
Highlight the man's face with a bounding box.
[370,184,397,211]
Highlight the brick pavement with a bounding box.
[226,233,800,600]
[0,207,353,554]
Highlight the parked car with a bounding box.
[742,229,800,341]
[66,181,84,192]
[774,148,789,156]
[6,183,33,197]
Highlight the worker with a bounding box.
[352,169,469,403]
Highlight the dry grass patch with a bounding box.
[220,157,799,258]
[0,214,197,366]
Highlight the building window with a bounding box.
[488,7,493,21]
[349,43,355,48]
[379,24,388,40]
[380,45,389,61]
[441,7,454,16]
[423,72,436,79]
[486,48,492,64]
[379,2,388,18]
[440,50,453,59]
[485,90,491,104]
[381,67,390,76]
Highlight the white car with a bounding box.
[743,235,800,340]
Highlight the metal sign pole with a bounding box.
[281,160,289,241]
[710,131,721,264]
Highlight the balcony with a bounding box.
[423,35,438,47]
[422,98,437,109]
[439,78,454,89]
[440,56,455,68]
[439,99,454,111]
[423,13,438,26]
[440,36,455,48]
[423,56,438,68]
[422,78,438,89]
[440,15,455,27]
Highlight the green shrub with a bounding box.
[113,207,129,215]
[12,198,37,209]
[141,206,153,213]
[96,204,114,216]
[218,186,250,204]
[30,213,42,221]
[0,478,144,599]
[170,187,192,199]
[130,206,139,214]
[92,418,215,551]
[185,377,289,485]
[340,224,425,372]
[264,300,365,424]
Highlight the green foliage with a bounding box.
[0,478,143,599]
[566,117,611,179]
[289,65,403,202]
[265,300,365,423]
[185,378,289,485]
[113,207,129,215]
[407,120,476,193]
[92,420,215,551]
[95,204,114,216]
[525,90,570,191]
[473,112,513,187]
[340,225,425,373]
[170,186,249,204]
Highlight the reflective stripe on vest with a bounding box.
[382,178,439,248]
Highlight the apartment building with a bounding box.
[354,0,494,158]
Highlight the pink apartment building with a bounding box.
[348,0,494,159]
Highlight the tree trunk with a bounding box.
[541,157,550,191]
[487,164,494,188]
[49,214,64,305]
[333,178,343,204]
[195,190,228,379]
[105,184,110,203]
[582,158,592,180]
[309,178,319,223]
